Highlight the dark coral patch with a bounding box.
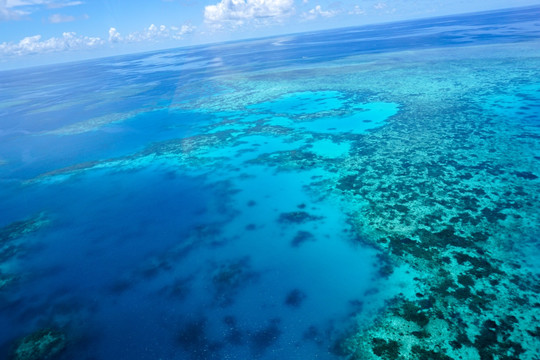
[398,301,430,327]
[457,274,475,287]
[249,319,281,356]
[514,171,538,180]
[284,289,307,308]
[411,345,453,360]
[302,325,323,344]
[176,318,223,358]
[371,338,400,358]
[11,328,67,360]
[278,211,323,224]
[223,316,244,346]
[290,231,316,247]
[212,257,259,307]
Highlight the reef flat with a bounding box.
[0,6,539,360]
[329,51,540,359]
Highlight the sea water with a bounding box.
[1,6,539,360]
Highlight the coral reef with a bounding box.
[8,31,539,360]
[0,213,49,290]
[284,289,307,308]
[0,213,49,244]
[10,329,66,360]
[249,318,282,357]
[278,211,323,224]
[290,230,316,247]
[211,257,259,307]
[331,58,540,358]
[176,317,223,359]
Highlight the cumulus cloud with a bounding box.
[108,24,195,43]
[0,32,103,56]
[108,27,121,43]
[170,24,195,39]
[204,0,294,27]
[48,13,75,23]
[302,5,338,20]
[1,21,195,57]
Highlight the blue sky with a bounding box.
[1,0,539,69]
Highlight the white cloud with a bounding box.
[0,22,195,57]
[4,0,33,6]
[204,0,294,27]
[108,27,121,43]
[170,24,196,39]
[348,5,365,15]
[108,23,195,43]
[5,0,82,7]
[0,31,103,56]
[48,13,75,23]
[302,4,338,20]
[1,0,82,20]
[47,1,83,9]
[0,0,26,20]
[374,2,387,10]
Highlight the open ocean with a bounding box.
[1,5,539,360]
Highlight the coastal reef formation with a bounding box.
[329,64,540,358]
[189,49,540,359]
[14,43,540,359]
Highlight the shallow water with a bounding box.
[1,5,539,360]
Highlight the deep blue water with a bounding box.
[1,5,539,360]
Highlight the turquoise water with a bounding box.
[1,6,540,360]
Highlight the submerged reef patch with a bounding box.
[249,318,282,357]
[290,230,316,247]
[0,213,49,244]
[176,317,223,359]
[284,288,307,308]
[211,257,259,308]
[10,328,66,360]
[278,211,323,224]
[0,213,49,290]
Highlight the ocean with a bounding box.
[0,5,539,360]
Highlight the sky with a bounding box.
[1,0,540,69]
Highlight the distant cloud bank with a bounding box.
[0,23,195,57]
[0,32,102,56]
[108,24,195,43]
[302,4,338,20]
[0,0,388,59]
[204,0,295,27]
